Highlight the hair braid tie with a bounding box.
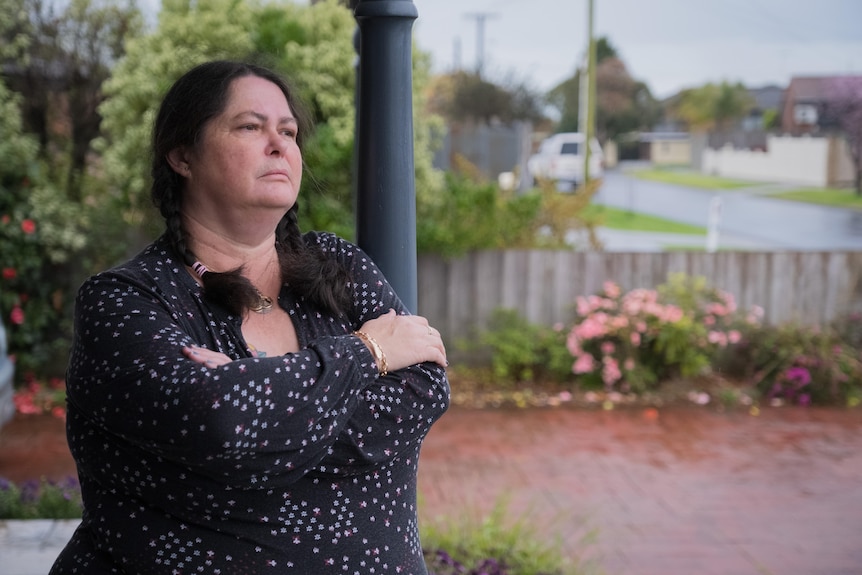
[191,261,208,278]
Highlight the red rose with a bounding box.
[2,268,16,280]
[10,305,24,325]
[21,219,36,234]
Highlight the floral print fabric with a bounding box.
[51,232,450,574]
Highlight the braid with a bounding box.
[277,205,351,316]
[155,168,260,316]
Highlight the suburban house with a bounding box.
[781,75,862,135]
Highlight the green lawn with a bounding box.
[583,204,706,235]
[630,168,755,190]
[772,187,862,210]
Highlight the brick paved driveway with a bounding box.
[417,406,862,575]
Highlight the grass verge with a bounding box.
[772,187,862,209]
[629,168,755,190]
[583,204,706,235]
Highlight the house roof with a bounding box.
[747,85,784,112]
[787,75,862,103]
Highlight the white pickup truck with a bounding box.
[527,132,604,188]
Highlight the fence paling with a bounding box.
[417,250,862,345]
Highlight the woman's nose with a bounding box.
[266,130,287,156]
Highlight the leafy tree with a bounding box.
[546,36,658,139]
[97,0,256,232]
[0,77,87,379]
[100,0,442,241]
[545,72,580,133]
[0,0,142,200]
[426,70,545,125]
[255,0,357,238]
[822,77,862,195]
[671,81,753,133]
[593,57,660,141]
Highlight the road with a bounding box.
[592,170,862,251]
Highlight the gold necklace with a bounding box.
[250,290,273,314]
[191,260,275,314]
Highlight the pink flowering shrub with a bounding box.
[717,320,862,406]
[12,374,66,418]
[567,274,761,393]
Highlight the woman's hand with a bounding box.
[357,309,447,373]
[182,308,448,374]
[182,345,233,368]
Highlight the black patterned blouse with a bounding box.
[51,232,450,575]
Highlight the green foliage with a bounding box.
[546,36,658,138]
[417,162,602,257]
[98,0,442,239]
[469,309,574,384]
[421,496,584,575]
[0,477,83,519]
[0,79,87,378]
[567,274,757,393]
[263,0,357,236]
[463,273,862,407]
[427,71,545,124]
[715,319,862,407]
[416,168,542,257]
[671,81,754,132]
[97,0,256,230]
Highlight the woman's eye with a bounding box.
[242,124,258,131]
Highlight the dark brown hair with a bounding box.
[151,60,351,317]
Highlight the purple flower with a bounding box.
[784,367,811,387]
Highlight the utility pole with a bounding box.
[463,12,497,77]
[583,0,597,184]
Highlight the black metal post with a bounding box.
[353,0,418,312]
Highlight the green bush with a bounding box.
[462,309,574,385]
[421,496,590,575]
[0,79,89,380]
[715,321,862,407]
[566,274,759,393]
[0,477,83,519]
[417,170,542,258]
[464,274,862,408]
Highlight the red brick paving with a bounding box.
[417,406,862,575]
[3,407,862,574]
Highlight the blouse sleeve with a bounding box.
[308,235,451,476]
[66,271,381,489]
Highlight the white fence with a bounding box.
[418,250,862,345]
[702,134,854,188]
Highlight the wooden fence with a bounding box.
[417,250,862,345]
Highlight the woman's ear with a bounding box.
[166,147,192,177]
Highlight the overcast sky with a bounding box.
[409,0,862,98]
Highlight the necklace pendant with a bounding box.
[251,294,273,314]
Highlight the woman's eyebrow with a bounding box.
[233,111,297,125]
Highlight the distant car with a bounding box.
[527,132,604,188]
[0,318,14,428]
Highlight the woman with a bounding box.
[52,60,449,574]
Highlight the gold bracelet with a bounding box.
[354,331,388,376]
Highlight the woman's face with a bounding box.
[180,75,303,236]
